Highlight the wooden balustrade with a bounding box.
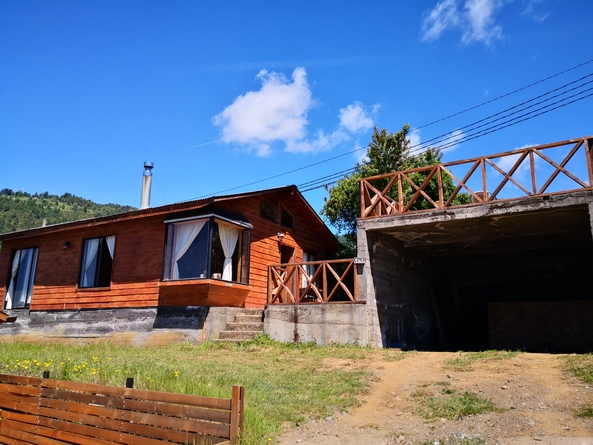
[267,259,358,304]
[359,136,593,218]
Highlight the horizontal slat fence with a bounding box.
[0,373,244,445]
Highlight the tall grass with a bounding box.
[564,353,593,419]
[0,336,401,444]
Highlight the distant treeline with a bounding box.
[0,189,137,234]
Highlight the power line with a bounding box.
[194,146,367,199]
[199,58,593,198]
[409,72,593,154]
[413,57,593,130]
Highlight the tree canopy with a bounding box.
[321,125,469,255]
[0,189,136,235]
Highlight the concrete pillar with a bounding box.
[357,225,383,347]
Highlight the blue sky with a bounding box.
[1,0,592,226]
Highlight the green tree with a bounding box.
[321,125,469,255]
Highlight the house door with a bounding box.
[5,247,39,310]
[280,245,294,264]
[279,245,296,300]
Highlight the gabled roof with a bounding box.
[0,186,338,250]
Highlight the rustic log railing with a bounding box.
[359,136,593,218]
[267,259,358,304]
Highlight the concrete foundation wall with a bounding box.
[0,307,237,345]
[357,229,437,349]
[263,303,368,345]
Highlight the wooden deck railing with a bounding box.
[359,136,593,218]
[267,259,358,304]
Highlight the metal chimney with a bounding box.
[140,161,154,209]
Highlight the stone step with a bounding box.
[218,330,262,341]
[225,322,264,332]
[231,314,263,323]
[238,308,265,316]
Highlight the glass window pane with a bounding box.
[176,221,209,279]
[8,247,38,309]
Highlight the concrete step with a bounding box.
[225,322,264,332]
[239,308,265,316]
[231,314,263,324]
[218,330,262,341]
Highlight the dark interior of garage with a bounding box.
[380,203,593,353]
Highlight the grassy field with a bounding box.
[1,339,592,444]
[0,336,404,444]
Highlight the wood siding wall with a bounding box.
[0,190,336,311]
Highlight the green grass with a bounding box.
[412,383,502,420]
[564,353,593,419]
[442,350,518,372]
[0,335,406,445]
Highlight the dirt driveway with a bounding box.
[277,352,593,445]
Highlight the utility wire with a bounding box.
[409,73,593,153]
[199,58,593,198]
[300,88,593,193]
[413,57,593,130]
[194,146,367,199]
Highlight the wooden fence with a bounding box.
[359,136,593,218]
[267,259,358,304]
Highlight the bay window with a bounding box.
[163,214,251,283]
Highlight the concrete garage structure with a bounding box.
[356,137,593,352]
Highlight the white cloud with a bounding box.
[421,0,505,45]
[442,129,465,151]
[213,67,313,156]
[214,68,377,156]
[521,0,550,23]
[339,102,375,133]
[421,0,461,42]
[494,143,535,177]
[408,129,422,151]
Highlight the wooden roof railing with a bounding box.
[359,136,593,219]
[267,259,359,304]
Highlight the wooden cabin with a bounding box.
[0,186,339,313]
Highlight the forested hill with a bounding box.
[0,189,137,234]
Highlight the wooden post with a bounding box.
[587,138,593,187]
[230,385,245,443]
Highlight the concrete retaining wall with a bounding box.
[263,303,368,345]
[0,306,235,345]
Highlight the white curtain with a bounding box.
[219,224,239,281]
[301,252,309,287]
[173,220,206,279]
[81,238,100,287]
[4,250,21,310]
[105,235,116,259]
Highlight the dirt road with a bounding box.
[277,352,593,445]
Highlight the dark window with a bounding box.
[79,236,115,288]
[260,201,277,223]
[281,207,294,228]
[4,247,38,309]
[164,218,250,283]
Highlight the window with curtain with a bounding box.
[4,247,38,310]
[163,217,250,283]
[301,252,318,287]
[79,235,115,288]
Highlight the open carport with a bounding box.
[358,191,593,352]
